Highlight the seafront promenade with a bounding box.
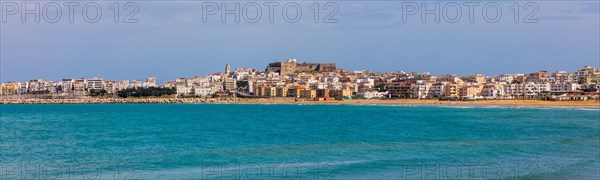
[1,97,599,107]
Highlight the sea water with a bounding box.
[0,104,599,179]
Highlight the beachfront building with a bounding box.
[16,82,28,95]
[163,81,176,88]
[0,82,18,95]
[193,86,214,97]
[459,85,482,100]
[427,82,446,98]
[144,77,157,87]
[254,85,266,97]
[356,91,387,99]
[443,84,460,99]
[265,86,277,97]
[550,82,580,93]
[130,80,142,88]
[300,89,317,99]
[481,85,505,99]
[87,78,104,92]
[387,82,413,98]
[551,92,600,101]
[61,79,74,92]
[177,86,193,95]
[118,80,130,90]
[329,88,353,98]
[104,80,117,94]
[223,78,236,92]
[287,86,306,98]
[519,82,550,98]
[276,87,288,97]
[411,81,431,99]
[316,89,330,98]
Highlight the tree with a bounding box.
[116,87,175,98]
[236,81,248,89]
[375,84,388,92]
[89,89,107,96]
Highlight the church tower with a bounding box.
[225,64,231,77]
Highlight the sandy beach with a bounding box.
[1,98,599,107]
[236,98,600,107]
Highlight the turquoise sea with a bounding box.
[0,104,599,179]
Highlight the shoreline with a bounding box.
[1,98,599,107]
[236,99,600,107]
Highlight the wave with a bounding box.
[380,104,600,111]
[128,160,370,179]
[244,102,599,111]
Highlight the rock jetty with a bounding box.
[0,98,247,104]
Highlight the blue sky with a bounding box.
[1,1,599,82]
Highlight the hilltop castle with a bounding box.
[265,59,336,76]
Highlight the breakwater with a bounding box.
[0,98,247,104]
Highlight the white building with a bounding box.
[118,80,130,90]
[143,77,157,87]
[104,81,117,94]
[130,80,142,88]
[17,82,28,94]
[194,87,214,97]
[427,82,446,98]
[503,83,549,97]
[356,91,387,99]
[550,82,579,93]
[482,85,505,98]
[176,85,193,96]
[411,81,431,99]
[87,78,104,92]
[520,82,550,97]
[233,68,257,81]
[61,79,74,92]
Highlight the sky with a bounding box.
[1,1,599,83]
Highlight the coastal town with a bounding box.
[1,59,599,103]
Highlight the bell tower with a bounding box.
[225,64,231,77]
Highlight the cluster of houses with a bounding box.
[0,77,158,98]
[172,59,600,101]
[1,59,599,101]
